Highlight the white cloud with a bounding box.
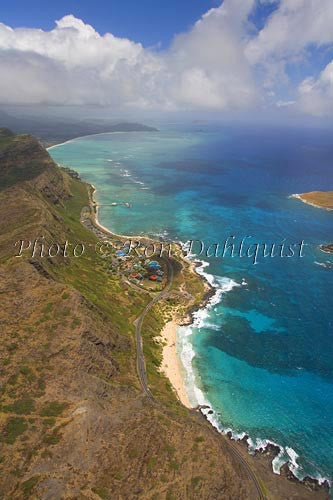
[0,3,257,111]
[167,0,257,109]
[244,0,333,112]
[246,0,333,66]
[1,1,333,115]
[276,99,295,107]
[297,60,333,115]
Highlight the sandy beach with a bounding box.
[159,320,192,409]
[46,131,127,151]
[88,183,170,243]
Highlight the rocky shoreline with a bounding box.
[320,243,333,254]
[178,261,216,327]
[198,406,331,494]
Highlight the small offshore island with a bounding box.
[292,191,333,210]
[0,127,330,499]
[292,191,333,255]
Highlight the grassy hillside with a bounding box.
[0,131,327,499]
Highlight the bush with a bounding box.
[1,417,28,444]
[169,460,179,471]
[39,401,68,417]
[42,303,54,314]
[148,456,157,470]
[21,476,40,498]
[19,365,36,382]
[92,486,109,499]
[4,397,35,415]
[191,476,202,489]
[43,431,61,445]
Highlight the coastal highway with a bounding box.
[133,258,267,500]
[134,258,174,404]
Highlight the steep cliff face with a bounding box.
[0,130,66,194]
[0,131,328,500]
[0,130,71,262]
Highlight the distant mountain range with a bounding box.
[0,110,158,146]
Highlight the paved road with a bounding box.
[134,258,173,403]
[134,258,266,500]
[226,442,266,500]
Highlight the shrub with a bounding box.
[4,397,35,415]
[194,436,205,443]
[191,476,202,489]
[19,365,36,382]
[43,431,61,445]
[1,417,28,444]
[92,486,109,499]
[169,460,179,471]
[42,303,54,314]
[39,401,68,417]
[21,476,40,498]
[148,457,157,470]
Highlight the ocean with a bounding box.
[49,123,333,484]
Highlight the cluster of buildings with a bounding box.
[113,252,165,287]
[79,208,166,289]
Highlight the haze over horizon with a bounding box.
[0,0,333,123]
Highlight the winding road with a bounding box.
[134,257,266,500]
[134,258,173,404]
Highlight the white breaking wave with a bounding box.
[286,446,300,474]
[120,168,131,177]
[247,437,300,475]
[150,229,170,240]
[314,261,333,269]
[178,257,243,421]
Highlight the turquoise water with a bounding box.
[50,125,333,483]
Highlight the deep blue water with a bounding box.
[50,124,333,482]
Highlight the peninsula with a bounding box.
[0,109,158,147]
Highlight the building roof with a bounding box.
[148,261,159,267]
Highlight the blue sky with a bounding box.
[0,0,333,118]
[0,0,220,48]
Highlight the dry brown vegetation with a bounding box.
[298,191,333,209]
